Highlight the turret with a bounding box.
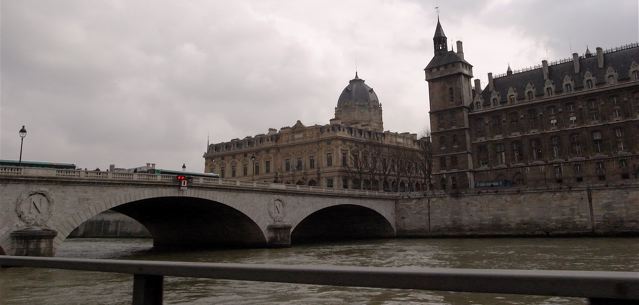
[433,18,447,55]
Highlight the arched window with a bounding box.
[586,79,593,88]
[492,97,498,106]
[546,87,553,96]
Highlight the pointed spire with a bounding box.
[585,46,592,57]
[434,18,446,38]
[355,70,359,79]
[507,63,512,75]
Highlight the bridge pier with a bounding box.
[266,223,292,247]
[10,228,58,256]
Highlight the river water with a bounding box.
[1,237,637,305]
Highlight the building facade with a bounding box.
[427,19,639,190]
[204,74,429,191]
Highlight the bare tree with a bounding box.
[416,130,433,191]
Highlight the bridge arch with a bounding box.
[55,193,267,250]
[291,204,395,243]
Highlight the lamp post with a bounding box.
[250,154,256,181]
[18,125,27,166]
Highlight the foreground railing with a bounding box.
[1,256,637,305]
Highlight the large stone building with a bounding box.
[427,19,639,190]
[204,74,429,191]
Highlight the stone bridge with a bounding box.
[0,167,399,256]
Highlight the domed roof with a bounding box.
[337,73,380,108]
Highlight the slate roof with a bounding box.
[425,50,471,70]
[337,73,380,108]
[434,19,446,38]
[479,44,639,106]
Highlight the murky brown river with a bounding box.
[1,237,637,304]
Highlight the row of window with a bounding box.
[477,68,638,110]
[470,93,639,138]
[474,128,629,167]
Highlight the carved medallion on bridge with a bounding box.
[268,198,286,223]
[16,190,54,227]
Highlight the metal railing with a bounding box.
[0,256,637,305]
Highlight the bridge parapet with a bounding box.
[0,166,398,198]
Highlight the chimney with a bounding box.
[596,47,604,68]
[456,41,464,59]
[109,164,115,172]
[542,60,549,80]
[488,73,494,91]
[146,163,150,168]
[151,163,156,169]
[474,79,481,93]
[572,53,580,74]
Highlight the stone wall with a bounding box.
[69,210,150,238]
[396,186,639,237]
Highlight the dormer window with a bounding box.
[492,97,498,106]
[527,90,534,101]
[634,70,639,80]
[606,67,617,85]
[546,87,553,96]
[564,83,572,93]
[509,95,516,103]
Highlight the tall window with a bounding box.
[512,141,522,163]
[326,153,332,167]
[296,157,303,170]
[231,164,237,177]
[341,152,348,166]
[220,167,225,178]
[551,136,561,159]
[440,156,447,170]
[452,135,459,147]
[573,163,583,181]
[285,159,291,172]
[309,156,315,169]
[495,143,506,165]
[342,177,349,189]
[478,145,488,166]
[508,94,516,103]
[589,100,600,121]
[570,134,582,156]
[243,164,248,176]
[554,165,563,181]
[265,160,271,173]
[448,87,454,103]
[633,70,639,80]
[596,161,606,180]
[528,109,538,129]
[586,79,594,89]
[491,115,502,135]
[531,139,542,160]
[509,112,519,131]
[615,128,625,152]
[254,163,260,176]
[592,131,603,153]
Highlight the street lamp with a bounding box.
[18,125,27,166]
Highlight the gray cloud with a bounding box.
[1,0,636,171]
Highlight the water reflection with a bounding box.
[1,238,636,304]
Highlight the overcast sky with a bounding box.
[1,0,638,171]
